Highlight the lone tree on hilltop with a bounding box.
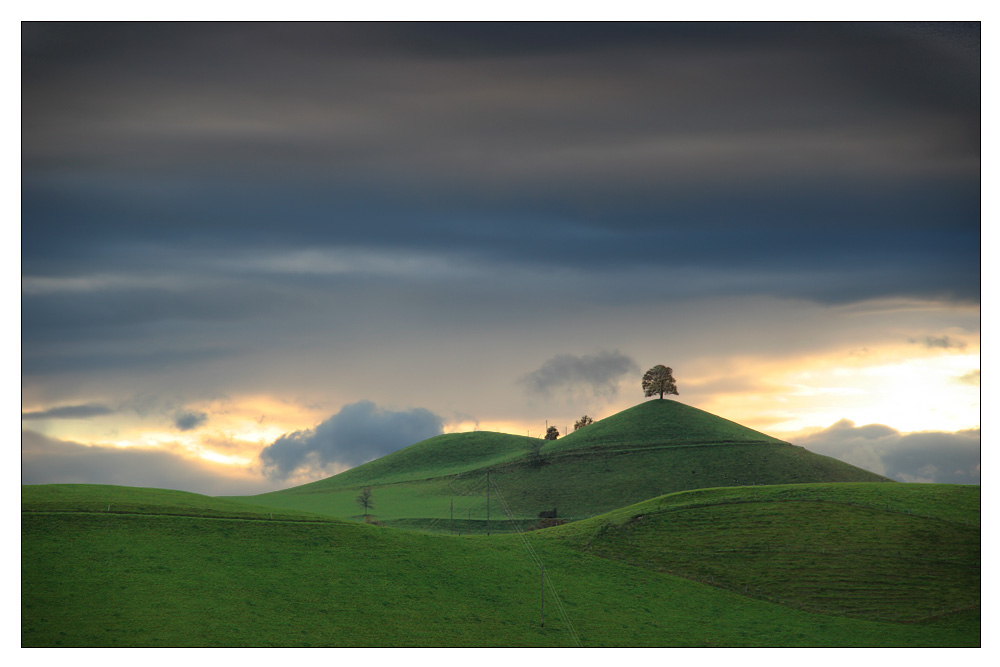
[574,415,594,430]
[544,425,559,440]
[356,486,374,519]
[642,365,679,399]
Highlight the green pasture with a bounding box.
[22,483,979,647]
[549,483,980,622]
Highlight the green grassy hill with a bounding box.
[237,400,889,528]
[549,483,980,622]
[548,398,786,452]
[22,482,979,647]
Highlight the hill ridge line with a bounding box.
[606,496,981,529]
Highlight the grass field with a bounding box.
[22,482,979,647]
[549,483,980,622]
[22,401,978,647]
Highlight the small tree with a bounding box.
[642,365,679,399]
[356,486,374,519]
[544,425,559,440]
[574,415,594,430]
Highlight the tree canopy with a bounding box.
[544,426,560,440]
[574,415,594,430]
[642,365,678,400]
[355,486,374,518]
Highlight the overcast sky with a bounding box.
[21,22,980,495]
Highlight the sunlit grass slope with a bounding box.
[239,400,888,527]
[22,484,978,647]
[546,483,980,623]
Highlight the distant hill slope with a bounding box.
[238,400,890,527]
[22,482,979,647]
[279,431,531,491]
[22,484,341,523]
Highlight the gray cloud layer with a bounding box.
[21,430,283,496]
[797,419,980,484]
[22,22,979,308]
[258,400,444,479]
[519,350,639,401]
[21,402,115,420]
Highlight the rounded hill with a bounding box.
[548,399,786,454]
[240,399,890,527]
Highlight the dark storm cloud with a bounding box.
[797,419,980,484]
[21,403,116,420]
[258,400,444,480]
[20,22,981,382]
[21,283,295,338]
[173,409,208,431]
[22,22,979,194]
[519,350,639,400]
[21,430,281,496]
[22,23,978,186]
[23,23,979,283]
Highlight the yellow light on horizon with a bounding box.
[749,353,979,436]
[196,449,253,467]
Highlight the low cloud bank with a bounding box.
[21,403,116,420]
[519,350,639,401]
[796,419,980,484]
[21,430,284,496]
[258,400,444,480]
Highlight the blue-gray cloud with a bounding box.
[173,408,208,431]
[519,350,639,400]
[796,419,980,484]
[21,22,980,313]
[258,400,444,480]
[910,334,967,349]
[21,403,115,420]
